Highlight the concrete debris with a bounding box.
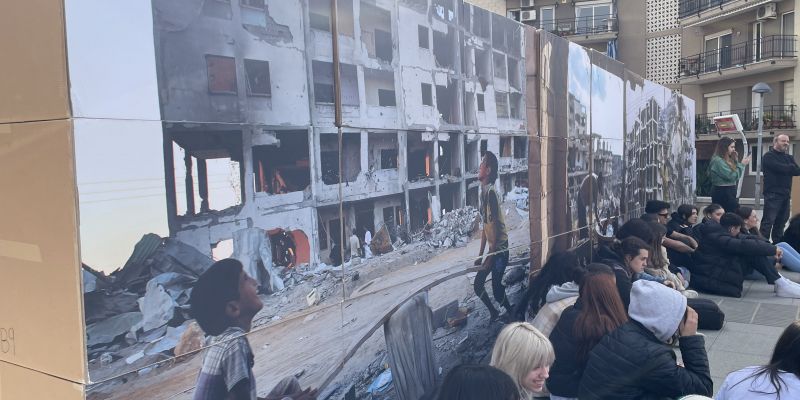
[506,186,529,211]
[86,312,143,348]
[233,227,284,293]
[83,269,98,293]
[413,206,479,249]
[306,288,319,307]
[370,225,394,256]
[145,322,191,356]
[138,279,177,332]
[175,321,205,357]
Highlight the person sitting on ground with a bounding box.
[692,213,800,298]
[738,206,800,274]
[782,214,800,252]
[579,280,713,400]
[644,222,694,296]
[645,200,699,254]
[490,322,555,400]
[547,264,627,400]
[716,320,800,399]
[436,364,520,400]
[189,259,316,400]
[596,232,652,309]
[474,150,513,321]
[692,204,725,244]
[667,204,700,273]
[518,250,580,327]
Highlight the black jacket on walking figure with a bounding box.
[763,148,800,196]
[578,321,712,400]
[691,222,776,297]
[596,244,632,309]
[546,302,582,398]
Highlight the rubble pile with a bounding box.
[505,187,529,212]
[413,206,480,249]
[84,235,213,378]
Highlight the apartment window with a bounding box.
[576,3,612,34]
[378,89,396,107]
[493,53,507,79]
[381,149,398,169]
[704,90,731,116]
[704,31,733,72]
[540,7,555,32]
[496,92,509,118]
[477,93,485,112]
[421,83,433,106]
[749,144,794,175]
[244,59,271,96]
[418,25,429,49]
[240,0,265,9]
[783,12,795,55]
[205,55,237,94]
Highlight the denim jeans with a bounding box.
[777,242,800,273]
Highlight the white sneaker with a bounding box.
[775,277,800,298]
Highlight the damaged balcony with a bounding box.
[678,36,797,84]
[437,132,462,183]
[252,130,312,209]
[360,1,393,65]
[366,131,403,195]
[312,60,360,124]
[364,68,398,123]
[169,129,245,230]
[407,131,436,189]
[318,132,367,203]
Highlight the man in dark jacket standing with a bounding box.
[761,134,800,243]
[578,280,712,400]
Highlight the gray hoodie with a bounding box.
[629,280,687,342]
[545,281,580,303]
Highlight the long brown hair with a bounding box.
[714,137,738,171]
[573,263,628,363]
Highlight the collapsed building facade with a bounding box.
[153,0,529,266]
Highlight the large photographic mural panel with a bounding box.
[567,42,592,248]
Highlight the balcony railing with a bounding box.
[678,0,735,19]
[695,105,797,135]
[538,14,618,37]
[679,35,797,79]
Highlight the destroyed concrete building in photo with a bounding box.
[154,0,530,269]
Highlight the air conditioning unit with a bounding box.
[520,0,535,7]
[521,10,536,22]
[757,3,777,20]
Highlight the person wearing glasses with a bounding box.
[644,200,698,262]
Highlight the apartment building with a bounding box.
[677,0,800,200]
[153,0,529,266]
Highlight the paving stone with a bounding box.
[717,299,758,324]
[752,303,799,327]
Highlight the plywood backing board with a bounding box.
[0,121,87,383]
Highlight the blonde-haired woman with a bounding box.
[490,322,555,400]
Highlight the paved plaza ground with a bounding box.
[688,268,800,394]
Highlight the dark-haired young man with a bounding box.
[474,151,513,321]
[190,259,317,400]
[644,200,698,256]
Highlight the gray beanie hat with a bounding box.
[629,280,687,342]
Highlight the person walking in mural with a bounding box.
[474,151,513,321]
[349,229,361,262]
[708,137,750,214]
[363,228,372,259]
[760,134,800,244]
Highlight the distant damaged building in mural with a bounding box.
[151,0,529,272]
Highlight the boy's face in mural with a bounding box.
[228,271,263,329]
[478,155,491,184]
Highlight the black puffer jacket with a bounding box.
[578,321,712,400]
[546,302,581,397]
[596,244,633,309]
[692,222,776,297]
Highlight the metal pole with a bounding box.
[755,93,764,208]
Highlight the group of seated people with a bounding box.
[435,200,800,399]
